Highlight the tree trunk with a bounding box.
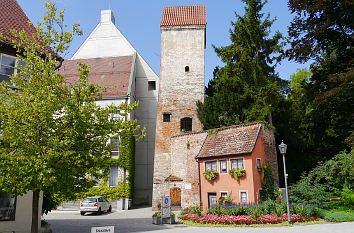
[31,190,40,233]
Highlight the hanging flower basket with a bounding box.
[203,170,219,181]
[229,169,246,180]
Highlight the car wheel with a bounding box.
[80,211,85,216]
[97,208,102,215]
[108,205,112,213]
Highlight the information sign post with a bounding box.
[161,196,171,224]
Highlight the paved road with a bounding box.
[44,207,354,233]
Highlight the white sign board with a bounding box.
[91,226,114,233]
[185,183,191,190]
[161,196,171,219]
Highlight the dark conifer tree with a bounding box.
[197,0,285,130]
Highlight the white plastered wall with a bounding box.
[0,191,42,233]
[70,10,159,206]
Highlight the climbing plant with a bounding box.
[118,135,135,198]
[260,163,275,200]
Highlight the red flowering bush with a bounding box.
[180,213,318,225]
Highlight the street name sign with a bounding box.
[91,226,114,233]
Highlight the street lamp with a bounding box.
[279,140,291,224]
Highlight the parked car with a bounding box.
[80,196,112,215]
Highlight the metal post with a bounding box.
[282,153,291,224]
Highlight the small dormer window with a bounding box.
[185,66,190,72]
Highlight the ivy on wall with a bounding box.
[75,182,130,201]
[74,135,136,201]
[260,163,276,201]
[118,135,135,198]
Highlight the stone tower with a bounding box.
[152,5,206,209]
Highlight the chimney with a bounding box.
[100,10,115,24]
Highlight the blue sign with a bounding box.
[164,197,169,205]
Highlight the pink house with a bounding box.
[196,123,278,211]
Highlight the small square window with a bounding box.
[256,158,261,169]
[148,81,156,91]
[220,192,228,198]
[240,191,248,204]
[185,66,190,72]
[163,113,171,122]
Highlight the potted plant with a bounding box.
[152,211,161,225]
[203,170,219,181]
[229,168,246,180]
[152,211,176,224]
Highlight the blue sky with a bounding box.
[17,0,311,83]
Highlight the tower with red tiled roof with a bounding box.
[152,5,207,209]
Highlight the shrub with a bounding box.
[153,211,175,218]
[322,210,354,222]
[289,174,330,208]
[329,188,354,210]
[179,206,202,217]
[289,150,354,209]
[75,182,130,201]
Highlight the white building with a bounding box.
[60,10,159,206]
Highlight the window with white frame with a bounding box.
[0,54,26,83]
[256,158,262,169]
[220,192,228,198]
[205,161,217,171]
[240,191,248,204]
[230,158,244,169]
[109,165,118,187]
[219,160,227,173]
[111,136,120,158]
[0,192,16,221]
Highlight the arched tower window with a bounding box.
[185,66,190,72]
[181,117,192,132]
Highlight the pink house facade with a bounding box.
[196,123,278,211]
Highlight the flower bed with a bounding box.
[180,213,318,225]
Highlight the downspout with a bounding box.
[196,158,202,208]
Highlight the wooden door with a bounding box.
[170,187,181,206]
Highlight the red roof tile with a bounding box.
[196,123,262,159]
[160,5,206,27]
[0,0,37,43]
[58,56,134,98]
[0,0,59,58]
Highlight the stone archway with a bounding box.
[170,187,181,207]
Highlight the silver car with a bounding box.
[80,196,112,215]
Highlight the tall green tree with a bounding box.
[286,0,354,159]
[0,2,143,233]
[197,0,285,130]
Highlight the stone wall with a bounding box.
[152,132,207,209]
[261,126,279,186]
[152,24,206,209]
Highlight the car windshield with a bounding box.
[83,198,97,202]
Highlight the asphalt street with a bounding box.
[44,207,354,233]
